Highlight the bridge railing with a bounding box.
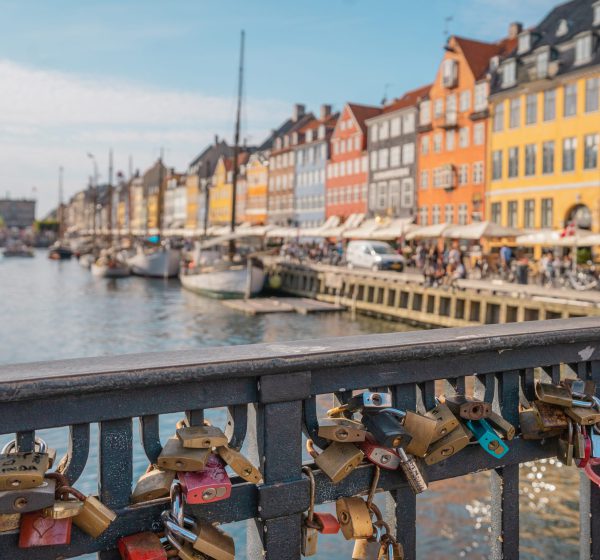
[1,317,600,559]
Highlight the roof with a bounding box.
[223,151,251,172]
[454,36,516,80]
[188,140,233,178]
[346,103,382,135]
[381,84,432,114]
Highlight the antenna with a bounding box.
[444,16,453,38]
[381,83,392,106]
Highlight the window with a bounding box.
[347,138,353,152]
[390,117,401,137]
[419,206,428,225]
[501,60,516,88]
[491,202,502,224]
[575,34,593,65]
[509,98,521,128]
[508,147,519,178]
[378,148,389,169]
[390,146,401,167]
[595,1,600,25]
[507,201,518,227]
[434,99,444,119]
[371,125,379,143]
[442,59,458,88]
[354,136,360,151]
[562,137,577,172]
[354,185,360,202]
[420,170,429,189]
[376,182,387,210]
[525,144,537,176]
[473,162,484,184]
[458,204,468,225]
[536,50,549,78]
[340,140,346,154]
[389,180,400,210]
[433,133,442,153]
[432,205,441,225]
[459,90,471,112]
[370,151,378,171]
[354,158,360,174]
[473,123,485,146]
[458,164,468,185]
[474,82,487,111]
[420,101,431,125]
[586,78,600,112]
[402,143,415,164]
[380,121,389,140]
[421,136,430,155]
[446,130,455,151]
[362,155,368,173]
[444,204,454,224]
[459,127,469,148]
[584,134,599,169]
[492,150,503,180]
[401,179,413,208]
[524,199,535,229]
[493,102,504,132]
[556,19,569,37]
[564,84,577,117]
[403,113,415,133]
[518,32,530,54]
[543,89,556,121]
[541,198,553,228]
[525,94,537,125]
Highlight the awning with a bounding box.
[299,216,341,237]
[343,219,382,239]
[405,223,451,240]
[516,228,595,247]
[321,213,365,238]
[266,227,300,239]
[443,221,523,240]
[367,218,416,240]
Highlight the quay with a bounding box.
[268,260,600,328]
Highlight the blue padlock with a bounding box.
[466,418,509,458]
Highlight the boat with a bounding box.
[91,251,130,278]
[78,253,96,269]
[3,241,34,258]
[48,168,73,260]
[128,244,180,278]
[48,243,72,260]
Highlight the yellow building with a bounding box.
[487,5,600,235]
[244,152,269,224]
[208,153,250,226]
[185,173,199,230]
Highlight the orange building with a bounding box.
[416,31,517,226]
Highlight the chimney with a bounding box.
[508,22,523,39]
[292,103,305,122]
[214,134,219,145]
[320,104,332,120]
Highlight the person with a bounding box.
[499,245,512,271]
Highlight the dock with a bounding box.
[223,297,345,316]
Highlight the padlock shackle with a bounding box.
[301,466,316,522]
[162,512,197,545]
[1,437,47,455]
[378,408,407,421]
[305,439,319,459]
[57,485,86,502]
[46,472,70,492]
[170,479,185,528]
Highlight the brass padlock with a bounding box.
[318,418,368,443]
[574,423,586,459]
[557,419,575,466]
[43,499,84,519]
[535,382,573,407]
[0,450,49,491]
[378,536,404,559]
[336,497,373,540]
[564,378,596,397]
[565,406,600,426]
[401,411,438,458]
[177,424,229,449]
[424,403,459,443]
[60,486,116,538]
[0,513,20,533]
[444,395,491,420]
[519,407,553,440]
[0,478,56,514]
[534,401,569,431]
[486,411,515,440]
[425,422,471,465]
[353,538,381,560]
[216,445,262,484]
[158,437,211,472]
[308,440,364,484]
[301,466,319,556]
[131,465,175,503]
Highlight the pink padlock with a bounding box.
[178,453,231,504]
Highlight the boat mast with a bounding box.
[58,166,64,241]
[108,148,113,246]
[157,147,165,244]
[229,30,244,259]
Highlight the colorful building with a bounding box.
[366,85,430,220]
[294,105,338,228]
[416,31,516,226]
[487,1,600,233]
[326,103,380,219]
[244,151,269,225]
[208,152,251,226]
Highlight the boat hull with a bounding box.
[180,264,265,299]
[128,249,180,278]
[91,263,131,278]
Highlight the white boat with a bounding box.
[79,253,95,269]
[180,260,265,299]
[128,246,180,278]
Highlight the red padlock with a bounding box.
[118,532,168,560]
[359,436,400,471]
[313,511,340,534]
[18,511,72,548]
[178,453,231,504]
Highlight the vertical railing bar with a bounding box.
[301,396,329,451]
[185,409,204,426]
[521,367,536,402]
[139,415,162,464]
[225,404,248,452]
[418,381,437,411]
[61,423,90,484]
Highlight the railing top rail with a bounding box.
[1,318,600,403]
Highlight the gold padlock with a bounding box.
[307,440,364,484]
[535,382,573,407]
[131,465,175,503]
[353,538,381,559]
[60,486,116,538]
[0,513,20,533]
[425,422,471,465]
[519,407,563,440]
[565,406,600,425]
[216,446,262,484]
[336,496,373,540]
[486,411,515,440]
[191,520,235,560]
[533,401,569,431]
[177,424,229,449]
[444,395,491,420]
[318,418,368,443]
[402,412,438,458]
[0,451,49,491]
[158,437,211,472]
[42,499,84,519]
[301,466,319,557]
[424,403,459,443]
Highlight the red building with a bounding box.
[326,103,381,219]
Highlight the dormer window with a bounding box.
[501,59,517,88]
[318,125,325,139]
[489,56,500,73]
[594,1,600,25]
[284,135,289,148]
[292,132,298,145]
[575,33,593,65]
[536,49,549,78]
[556,19,569,37]
[442,59,458,88]
[275,138,282,149]
[306,129,314,143]
[518,32,531,54]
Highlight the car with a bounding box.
[346,240,405,272]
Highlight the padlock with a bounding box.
[216,445,262,484]
[318,418,368,443]
[0,477,56,514]
[383,408,437,457]
[336,496,373,540]
[0,513,20,533]
[575,423,587,460]
[424,422,471,465]
[307,440,364,484]
[131,466,176,504]
[397,448,428,494]
[378,535,404,559]
[163,513,235,560]
[176,424,229,449]
[0,449,49,491]
[313,512,340,534]
[158,437,211,472]
[353,537,382,560]
[486,411,515,440]
[444,395,491,420]
[576,428,592,468]
[519,407,562,440]
[43,499,84,520]
[165,534,206,560]
[565,406,600,426]
[179,454,231,504]
[557,419,575,466]
[301,466,319,556]
[59,486,117,538]
[118,531,169,560]
[535,382,573,407]
[533,401,569,431]
[359,437,400,470]
[328,392,392,416]
[466,419,509,458]
[18,510,72,547]
[424,403,459,443]
[361,411,412,449]
[590,426,600,459]
[564,378,596,397]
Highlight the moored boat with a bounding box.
[127,245,180,278]
[48,244,72,260]
[3,242,34,258]
[91,250,130,278]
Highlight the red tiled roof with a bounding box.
[382,84,432,114]
[347,103,382,134]
[454,35,517,80]
[299,112,339,133]
[223,151,250,171]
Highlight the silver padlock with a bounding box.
[0,478,56,514]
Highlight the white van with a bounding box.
[346,240,405,272]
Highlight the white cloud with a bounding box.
[0,59,289,216]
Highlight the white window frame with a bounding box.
[501,60,517,89]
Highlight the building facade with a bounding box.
[0,199,36,229]
[417,33,516,226]
[326,103,379,219]
[487,1,600,232]
[366,86,430,219]
[208,152,251,226]
[164,172,187,230]
[244,152,269,224]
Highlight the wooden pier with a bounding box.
[223,297,345,316]
[268,260,600,328]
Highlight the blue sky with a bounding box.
[0,0,555,215]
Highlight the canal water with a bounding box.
[0,251,580,558]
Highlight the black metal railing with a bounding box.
[1,317,600,559]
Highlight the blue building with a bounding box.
[293,105,338,228]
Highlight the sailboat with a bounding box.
[180,30,265,299]
[48,166,73,260]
